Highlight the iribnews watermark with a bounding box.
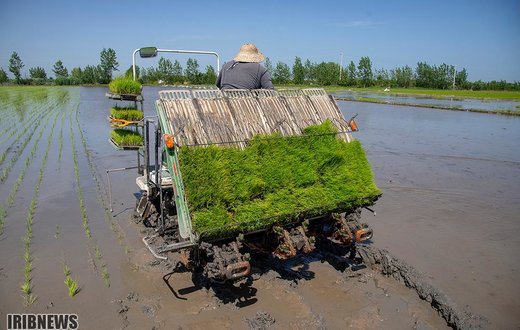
[6,314,78,330]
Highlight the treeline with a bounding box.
[265,56,520,91]
[1,49,518,91]
[1,49,120,85]
[0,49,216,86]
[136,57,217,85]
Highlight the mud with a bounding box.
[0,87,518,329]
[357,245,487,329]
[349,100,520,328]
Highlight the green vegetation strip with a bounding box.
[110,106,143,121]
[108,77,142,95]
[70,105,92,239]
[111,129,143,147]
[58,110,66,165]
[179,121,380,240]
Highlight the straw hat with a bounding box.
[233,43,265,63]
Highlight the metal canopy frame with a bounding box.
[132,48,220,81]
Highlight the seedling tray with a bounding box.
[179,122,381,241]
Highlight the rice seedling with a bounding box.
[64,276,79,297]
[108,77,142,95]
[21,281,31,295]
[102,266,110,287]
[179,121,381,240]
[111,129,143,147]
[0,99,60,193]
[58,110,66,165]
[53,225,60,239]
[0,206,6,235]
[63,264,71,277]
[23,250,32,263]
[17,106,61,304]
[22,294,38,306]
[110,106,144,121]
[94,246,102,260]
[0,108,47,170]
[23,262,32,277]
[0,99,43,149]
[69,106,92,239]
[74,105,131,254]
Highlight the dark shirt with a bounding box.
[216,61,274,90]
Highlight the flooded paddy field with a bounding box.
[333,90,520,114]
[0,86,518,329]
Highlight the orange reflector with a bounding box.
[348,119,358,132]
[163,134,175,149]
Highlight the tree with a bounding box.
[0,68,8,84]
[272,61,291,84]
[393,65,414,88]
[29,67,47,81]
[9,51,24,84]
[70,67,83,85]
[264,57,273,74]
[158,57,175,83]
[357,56,373,87]
[172,60,183,82]
[346,61,357,86]
[315,62,339,86]
[304,59,316,83]
[99,48,119,83]
[455,68,468,89]
[202,65,217,84]
[185,58,200,83]
[125,65,140,79]
[53,60,68,78]
[374,68,390,87]
[292,56,304,84]
[82,65,100,84]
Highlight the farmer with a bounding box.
[216,43,274,90]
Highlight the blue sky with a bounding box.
[0,0,519,82]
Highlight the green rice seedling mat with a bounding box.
[108,77,142,95]
[178,121,381,241]
[110,128,143,149]
[110,107,144,121]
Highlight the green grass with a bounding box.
[108,77,142,95]
[111,129,143,147]
[179,121,380,240]
[110,107,144,121]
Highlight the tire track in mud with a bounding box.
[356,245,489,330]
[20,104,61,305]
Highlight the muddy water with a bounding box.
[342,101,520,328]
[0,86,516,329]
